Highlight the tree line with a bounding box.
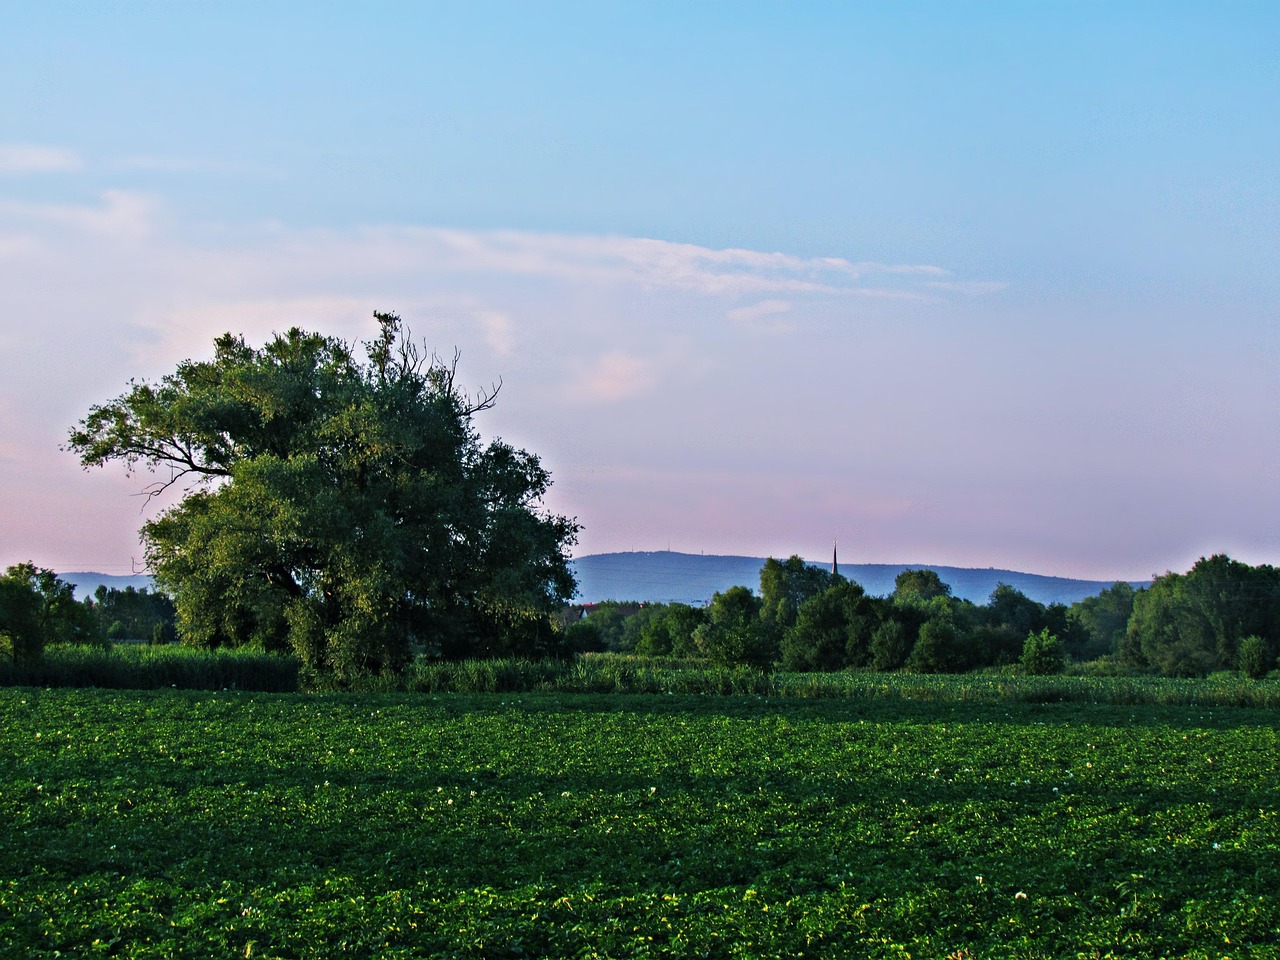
[6,554,1278,681]
[0,563,176,661]
[567,554,1280,679]
[5,314,1276,684]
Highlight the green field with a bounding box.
[2,688,1277,958]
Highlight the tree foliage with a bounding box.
[892,569,952,604]
[759,556,835,633]
[694,586,773,667]
[1123,556,1280,676]
[0,564,101,662]
[1020,627,1066,675]
[780,580,878,672]
[91,585,176,644]
[0,572,42,664]
[1068,581,1136,660]
[906,612,963,673]
[68,314,578,679]
[635,603,705,657]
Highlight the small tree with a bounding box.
[1237,635,1274,680]
[0,573,43,664]
[906,614,963,674]
[694,586,772,667]
[1020,627,1066,676]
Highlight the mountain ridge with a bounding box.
[570,551,1148,607]
[60,553,1148,609]
[59,572,155,599]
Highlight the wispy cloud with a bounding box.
[0,191,997,307]
[366,228,963,298]
[0,204,1004,420]
[0,190,157,243]
[0,144,82,175]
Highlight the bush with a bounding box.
[906,617,963,674]
[1021,628,1066,676]
[1238,635,1274,680]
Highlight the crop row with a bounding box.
[2,689,1278,958]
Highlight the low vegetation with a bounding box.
[6,645,1280,710]
[3,686,1276,958]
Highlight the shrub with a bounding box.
[1021,628,1066,676]
[1237,635,1274,680]
[906,617,963,673]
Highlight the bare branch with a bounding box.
[463,378,502,416]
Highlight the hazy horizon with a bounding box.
[3,3,1277,583]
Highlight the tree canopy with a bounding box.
[1122,555,1280,676]
[0,564,100,662]
[68,313,578,679]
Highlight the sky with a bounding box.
[1,1,1278,582]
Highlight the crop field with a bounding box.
[2,688,1278,959]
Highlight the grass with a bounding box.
[9,646,1280,710]
[2,687,1278,958]
[0,643,299,692]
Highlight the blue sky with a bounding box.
[2,1,1277,580]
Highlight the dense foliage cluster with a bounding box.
[1121,554,1280,676]
[0,565,182,663]
[67,314,578,681]
[92,585,177,644]
[578,554,1280,678]
[0,564,100,662]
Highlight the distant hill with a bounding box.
[60,572,155,600]
[58,554,1145,609]
[569,551,1148,607]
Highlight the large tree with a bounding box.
[779,580,880,672]
[758,555,835,635]
[69,313,579,678]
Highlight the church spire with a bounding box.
[832,540,838,578]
